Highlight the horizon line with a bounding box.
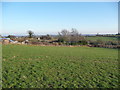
[1,33,118,36]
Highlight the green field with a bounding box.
[2,44,119,88]
[86,36,118,41]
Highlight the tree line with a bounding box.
[3,29,119,49]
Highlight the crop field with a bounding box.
[2,44,119,88]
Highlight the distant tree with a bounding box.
[27,30,34,38]
[71,28,79,35]
[58,28,86,45]
[70,28,80,42]
[58,29,70,42]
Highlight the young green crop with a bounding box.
[2,44,118,88]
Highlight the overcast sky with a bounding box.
[2,2,118,35]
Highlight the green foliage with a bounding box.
[2,45,119,88]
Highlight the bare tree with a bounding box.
[71,28,79,36]
[58,29,70,42]
[60,29,70,36]
[70,28,80,42]
[58,28,86,45]
[27,30,34,38]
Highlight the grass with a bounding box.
[2,44,119,88]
